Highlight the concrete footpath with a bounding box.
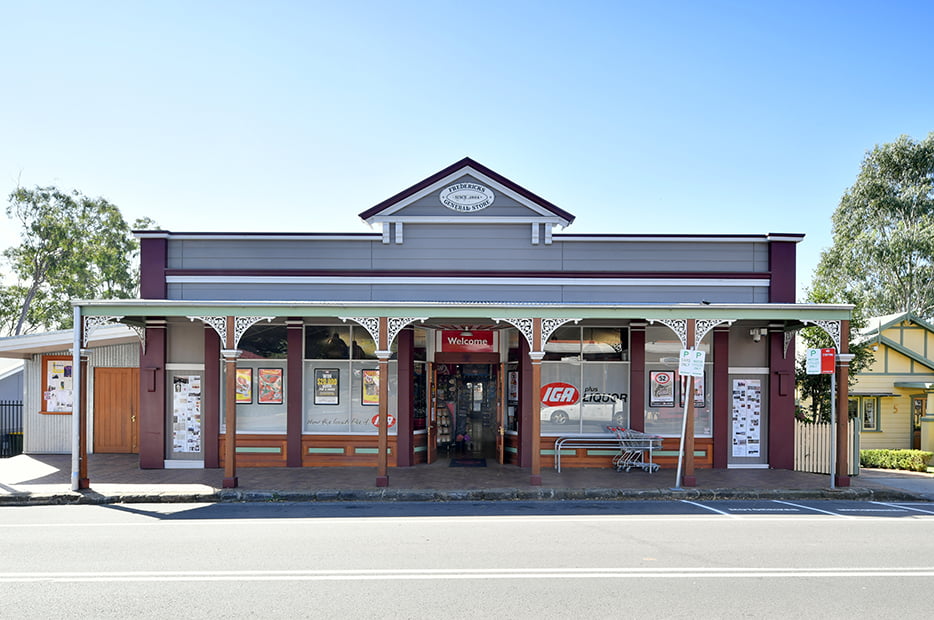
[1,454,931,506]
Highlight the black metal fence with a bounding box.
[1,400,23,458]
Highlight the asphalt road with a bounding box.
[2,500,933,619]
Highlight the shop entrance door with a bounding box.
[433,364,500,461]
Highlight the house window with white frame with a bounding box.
[861,397,880,431]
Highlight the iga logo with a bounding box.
[371,414,397,428]
[540,382,580,407]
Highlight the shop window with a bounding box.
[303,325,396,434]
[506,362,519,431]
[226,360,287,433]
[541,326,631,435]
[544,325,582,361]
[239,324,288,359]
[413,328,427,362]
[507,329,521,362]
[643,325,713,437]
[413,362,427,430]
[582,327,629,361]
[304,325,377,360]
[220,323,290,433]
[305,326,351,359]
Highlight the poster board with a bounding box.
[649,370,675,407]
[172,375,202,454]
[731,379,762,457]
[362,369,379,405]
[314,368,340,405]
[235,368,253,403]
[42,355,74,414]
[258,368,284,404]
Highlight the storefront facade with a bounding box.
[69,158,854,488]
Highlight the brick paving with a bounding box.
[2,453,928,505]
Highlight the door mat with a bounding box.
[449,458,487,468]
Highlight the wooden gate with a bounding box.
[93,367,140,453]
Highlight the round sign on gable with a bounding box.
[439,183,495,212]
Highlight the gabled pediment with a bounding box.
[358,158,574,244]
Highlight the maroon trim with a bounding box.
[139,322,166,468]
[287,321,303,467]
[396,329,414,467]
[768,329,796,469]
[165,268,770,280]
[203,327,220,468]
[712,328,730,469]
[629,326,645,432]
[769,241,797,302]
[140,237,167,300]
[358,157,576,224]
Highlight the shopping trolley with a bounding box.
[608,426,662,473]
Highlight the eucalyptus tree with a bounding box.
[812,133,934,316]
[1,186,152,336]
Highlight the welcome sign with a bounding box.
[440,330,494,352]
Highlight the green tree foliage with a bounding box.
[0,186,155,336]
[794,316,873,424]
[813,133,934,316]
[793,134,934,421]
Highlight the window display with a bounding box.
[540,326,630,435]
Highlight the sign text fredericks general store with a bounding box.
[439,183,495,212]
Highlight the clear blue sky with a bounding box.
[1,1,931,299]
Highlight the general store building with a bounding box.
[62,158,854,489]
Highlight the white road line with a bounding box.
[772,500,853,518]
[680,500,735,516]
[2,567,934,583]
[872,501,934,515]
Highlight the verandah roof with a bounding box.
[75,299,852,323]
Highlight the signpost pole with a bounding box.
[808,347,838,489]
[674,373,690,490]
[830,371,836,490]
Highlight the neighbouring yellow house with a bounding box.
[854,312,934,457]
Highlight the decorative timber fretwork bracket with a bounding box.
[649,318,735,349]
[187,316,275,349]
[491,317,582,352]
[338,317,428,349]
[800,320,842,351]
[82,314,149,354]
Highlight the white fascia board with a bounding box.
[370,166,571,225]
[134,231,171,239]
[0,325,136,358]
[556,235,770,243]
[142,233,378,241]
[166,275,770,287]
